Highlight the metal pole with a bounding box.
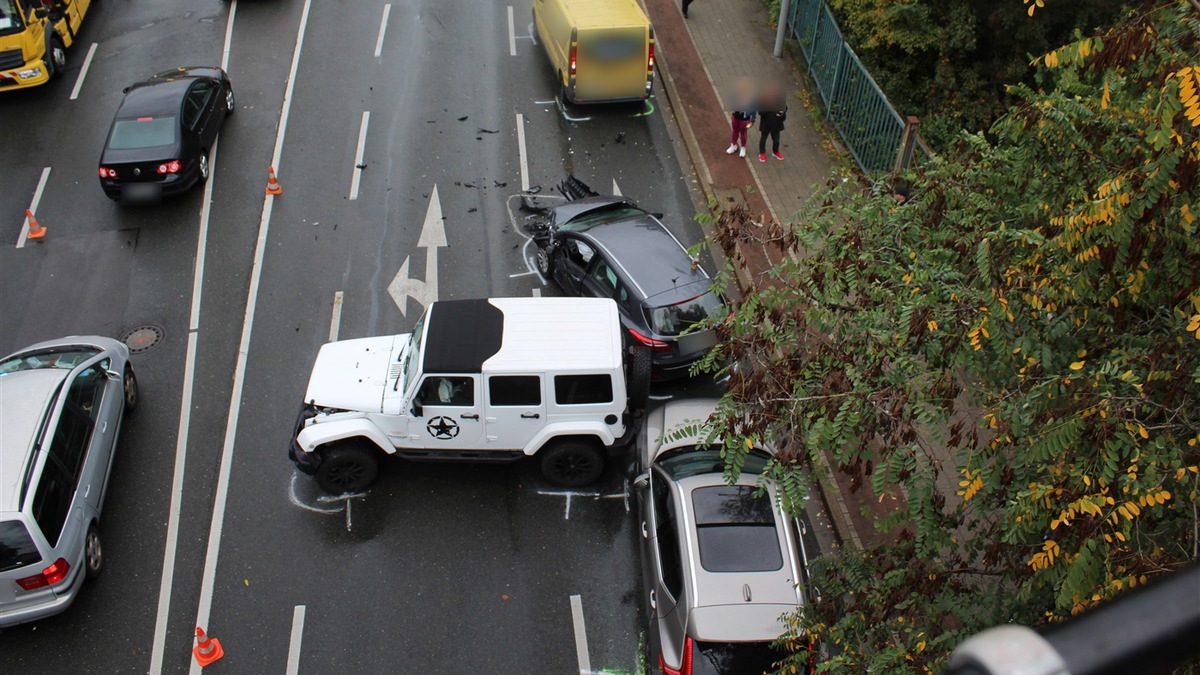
[774,0,792,58]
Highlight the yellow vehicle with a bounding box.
[533,0,654,104]
[0,0,92,91]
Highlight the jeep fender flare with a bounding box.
[296,418,393,457]
[523,421,619,457]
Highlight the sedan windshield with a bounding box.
[108,116,177,150]
[644,291,725,336]
[560,205,644,233]
[0,348,98,373]
[657,446,771,480]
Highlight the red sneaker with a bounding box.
[758,153,767,162]
[772,151,785,161]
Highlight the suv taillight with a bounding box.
[629,328,670,351]
[16,557,70,590]
[659,636,694,675]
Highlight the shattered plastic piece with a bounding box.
[494,180,507,188]
[468,207,478,213]
[457,115,468,121]
[526,185,542,194]
[478,128,499,134]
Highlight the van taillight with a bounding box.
[648,43,655,73]
[16,557,71,590]
[569,45,577,76]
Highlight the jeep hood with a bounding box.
[304,335,406,413]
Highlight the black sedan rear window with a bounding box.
[109,116,177,149]
[692,486,783,572]
[0,520,42,573]
[644,291,724,336]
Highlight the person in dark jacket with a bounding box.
[757,83,787,162]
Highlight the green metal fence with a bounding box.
[787,0,927,175]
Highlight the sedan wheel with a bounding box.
[84,524,103,580]
[198,152,210,182]
[536,245,555,277]
[225,87,235,115]
[123,364,139,412]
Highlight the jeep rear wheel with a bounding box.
[627,345,651,410]
[315,442,379,494]
[541,440,604,487]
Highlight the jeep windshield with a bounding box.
[398,311,427,392]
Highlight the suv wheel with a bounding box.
[627,345,651,410]
[84,524,103,580]
[541,439,604,487]
[315,442,379,494]
[123,364,139,412]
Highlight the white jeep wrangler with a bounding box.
[289,297,650,492]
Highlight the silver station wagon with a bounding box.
[0,336,137,627]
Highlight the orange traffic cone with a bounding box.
[265,166,282,196]
[25,209,46,240]
[193,626,225,667]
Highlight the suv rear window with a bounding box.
[692,485,783,572]
[644,291,724,336]
[554,374,613,405]
[0,520,42,573]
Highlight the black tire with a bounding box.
[224,85,235,115]
[47,36,66,80]
[540,439,604,487]
[627,345,652,410]
[84,524,103,580]
[123,364,138,412]
[536,243,555,277]
[198,151,210,184]
[315,442,379,494]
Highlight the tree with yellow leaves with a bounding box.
[695,1,1200,671]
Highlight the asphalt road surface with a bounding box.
[0,1,820,673]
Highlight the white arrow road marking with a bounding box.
[388,185,447,316]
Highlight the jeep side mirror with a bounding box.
[632,471,650,490]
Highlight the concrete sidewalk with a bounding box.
[645,0,901,552]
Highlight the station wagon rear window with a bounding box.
[0,520,41,572]
[108,116,177,149]
[692,485,783,572]
[554,374,613,405]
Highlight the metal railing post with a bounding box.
[894,115,921,173]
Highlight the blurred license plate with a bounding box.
[122,183,161,203]
[677,329,717,355]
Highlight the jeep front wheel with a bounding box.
[541,440,604,487]
[315,442,379,494]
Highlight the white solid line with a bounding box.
[507,6,517,56]
[516,113,529,191]
[569,595,592,675]
[329,291,344,341]
[189,1,312,671]
[349,111,370,200]
[374,4,391,58]
[220,0,237,71]
[68,42,98,100]
[15,166,51,248]
[285,605,307,675]
[149,135,221,674]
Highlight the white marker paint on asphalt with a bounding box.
[286,605,306,675]
[189,2,312,672]
[15,166,50,248]
[220,0,237,71]
[374,4,391,58]
[531,287,542,298]
[349,110,370,200]
[388,186,447,316]
[612,179,622,196]
[537,489,624,520]
[507,6,517,56]
[516,112,530,191]
[68,42,98,100]
[329,291,344,341]
[569,594,592,675]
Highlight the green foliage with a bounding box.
[697,2,1200,672]
[825,0,1129,147]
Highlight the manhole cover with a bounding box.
[120,325,164,354]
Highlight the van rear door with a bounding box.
[574,26,650,102]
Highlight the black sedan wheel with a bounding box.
[536,244,555,277]
[225,87,235,115]
[198,151,210,183]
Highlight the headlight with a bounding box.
[17,67,43,79]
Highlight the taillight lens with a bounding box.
[659,636,694,675]
[157,160,182,174]
[648,43,655,73]
[16,557,71,590]
[98,167,118,179]
[569,45,577,76]
[629,328,670,351]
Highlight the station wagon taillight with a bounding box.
[98,167,118,179]
[16,557,70,590]
[569,45,577,77]
[629,328,670,351]
[157,160,182,174]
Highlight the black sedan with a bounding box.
[527,176,726,379]
[98,67,233,203]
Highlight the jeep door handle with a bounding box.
[641,521,649,539]
[460,414,479,420]
[520,412,540,419]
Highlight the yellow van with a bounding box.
[533,0,655,104]
[0,0,92,90]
